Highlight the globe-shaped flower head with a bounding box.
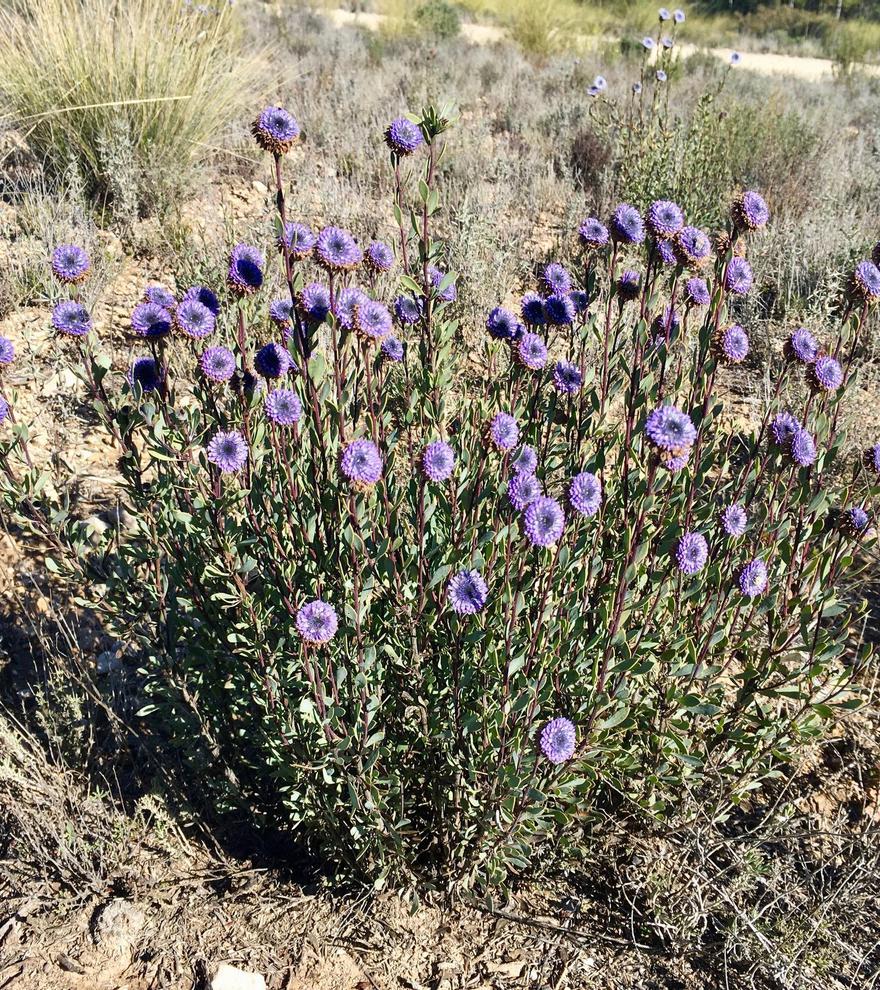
[0,396,9,424]
[182,285,220,316]
[365,240,394,274]
[553,360,583,394]
[128,356,163,393]
[645,405,697,455]
[175,298,215,339]
[269,298,294,333]
[738,559,768,597]
[394,295,422,326]
[714,324,750,364]
[486,306,522,341]
[507,472,542,512]
[842,506,870,538]
[732,190,770,232]
[334,287,368,329]
[264,388,303,426]
[341,438,383,487]
[511,445,538,475]
[545,294,576,326]
[429,266,457,302]
[252,106,300,155]
[685,277,710,307]
[541,263,572,296]
[0,336,13,365]
[569,472,602,517]
[675,532,709,575]
[851,260,880,302]
[316,226,362,271]
[646,199,684,239]
[788,428,816,468]
[521,292,546,325]
[207,430,248,473]
[724,257,753,295]
[255,342,292,379]
[517,332,548,370]
[808,354,844,393]
[540,717,576,764]
[227,244,264,297]
[353,300,393,341]
[617,270,641,302]
[144,285,176,309]
[863,442,880,475]
[721,503,747,537]
[447,569,489,615]
[676,226,711,266]
[524,496,565,547]
[51,244,90,284]
[784,327,819,364]
[578,217,609,249]
[298,282,331,323]
[199,346,236,382]
[278,222,317,259]
[487,412,519,451]
[131,302,171,339]
[422,440,456,482]
[384,116,424,156]
[610,203,645,244]
[770,411,800,446]
[296,600,338,645]
[381,336,404,362]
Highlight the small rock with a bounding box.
[210,963,267,990]
[92,899,145,959]
[251,180,268,195]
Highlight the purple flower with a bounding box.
[269,298,295,330]
[662,35,673,47]
[852,260,880,301]
[569,472,602,517]
[255,342,292,379]
[298,282,331,322]
[771,412,800,446]
[788,428,816,467]
[730,51,742,65]
[365,240,395,273]
[784,327,819,364]
[335,288,369,329]
[545,294,576,326]
[809,355,844,393]
[657,240,677,266]
[264,388,303,426]
[721,503,747,537]
[715,324,749,364]
[676,226,711,265]
[200,345,236,382]
[659,6,671,18]
[647,199,684,239]
[296,600,338,645]
[523,496,565,547]
[354,300,393,341]
[341,438,383,486]
[842,506,870,537]
[616,270,641,302]
[252,105,300,155]
[511,445,538,475]
[227,244,264,296]
[0,336,14,365]
[651,305,680,343]
[128,356,163,392]
[540,717,576,764]
[422,440,456,482]
[381,335,404,362]
[578,217,609,249]
[732,190,770,232]
[642,36,655,50]
[674,8,685,22]
[656,69,667,82]
[864,442,880,474]
[131,302,171,339]
[144,285,176,309]
[175,298,215,339]
[429,266,457,302]
[278,222,317,259]
[488,412,519,451]
[738,559,768,597]
[0,396,8,423]
[675,531,709,575]
[51,244,90,284]
[182,285,220,316]
[541,263,572,296]
[553,360,583,394]
[385,116,424,156]
[447,569,488,615]
[724,257,753,295]
[316,226,362,271]
[521,292,546,325]
[610,203,645,244]
[685,277,710,307]
[662,449,691,471]
[207,430,248,473]
[394,294,422,325]
[507,472,542,511]
[486,306,522,341]
[645,405,697,453]
[570,290,589,314]
[517,332,548,370]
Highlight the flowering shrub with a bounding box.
[2,99,878,888]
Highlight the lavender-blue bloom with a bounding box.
[553,360,583,394]
[385,116,424,156]
[269,298,295,330]
[131,302,171,339]
[647,199,684,239]
[511,445,538,475]
[0,396,8,423]
[852,260,880,301]
[182,285,220,316]
[341,438,383,486]
[517,332,548,370]
[176,298,215,339]
[354,300,393,341]
[447,569,488,615]
[809,355,844,392]
[685,277,710,307]
[264,388,303,426]
[255,342,292,379]
[569,472,602,517]
[657,240,677,266]
[422,440,456,482]
[278,222,317,259]
[645,405,697,452]
[739,558,768,597]
[333,286,368,329]
[675,532,709,575]
[789,428,816,467]
[676,226,711,265]
[540,717,576,764]
[521,292,546,325]
[51,244,90,284]
[524,496,565,547]
[199,346,236,382]
[128,356,163,393]
[617,270,641,302]
[578,217,609,249]
[365,240,395,273]
[488,412,519,451]
[785,327,819,364]
[381,335,405,361]
[771,412,800,446]
[429,265,457,302]
[252,105,300,155]
[541,263,572,296]
[394,294,422,325]
[296,600,338,645]
[721,503,747,537]
[507,472,542,511]
[610,203,645,244]
[299,282,331,322]
[207,430,248,473]
[544,294,576,326]
[570,290,589,314]
[227,244,264,296]
[656,69,667,82]
[316,226,362,271]
[0,336,14,365]
[843,506,870,537]
[724,256,753,295]
[144,285,176,309]
[486,306,522,341]
[864,442,880,474]
[716,324,749,364]
[732,190,770,232]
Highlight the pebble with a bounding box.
[210,963,267,990]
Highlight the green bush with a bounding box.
[414,0,461,39]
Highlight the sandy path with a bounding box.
[326,7,879,82]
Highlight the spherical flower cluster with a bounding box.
[724,256,753,295]
[517,332,548,370]
[269,298,294,331]
[429,266,457,302]
[507,472,542,511]
[51,244,90,284]
[617,270,641,302]
[541,263,572,296]
[808,354,844,393]
[675,532,709,575]
[788,428,816,468]
[486,306,522,341]
[851,260,880,301]
[714,324,749,364]
[175,298,215,339]
[264,388,303,426]
[676,226,711,266]
[770,411,800,446]
[365,240,395,274]
[544,294,576,326]
[0,396,8,423]
[182,285,220,316]
[570,290,589,314]
[278,222,317,259]
[341,438,383,487]
[646,199,684,239]
[511,445,538,475]
[721,503,747,537]
[128,356,163,393]
[657,240,677,266]
[651,306,679,344]
[540,717,576,764]
[864,442,880,474]
[610,203,645,244]
[0,336,14,365]
[252,105,300,155]
[524,496,565,547]
[227,244,264,296]
[298,282,331,322]
[384,116,424,156]
[200,346,236,382]
[488,412,519,451]
[131,302,171,339]
[685,277,710,307]
[645,405,697,455]
[334,287,368,329]
[381,335,404,362]
[578,217,609,249]
[207,430,248,473]
[784,327,819,364]
[394,295,422,325]
[296,600,338,645]
[521,292,546,325]
[144,285,176,309]
[447,569,488,615]
[316,226,362,271]
[731,190,770,232]
[354,300,393,341]
[569,472,602,517]
[739,559,768,597]
[842,506,870,538]
[553,360,583,395]
[254,342,292,379]
[422,440,456,482]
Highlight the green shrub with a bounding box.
[414,0,461,39]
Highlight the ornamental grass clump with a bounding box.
[2,104,878,889]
